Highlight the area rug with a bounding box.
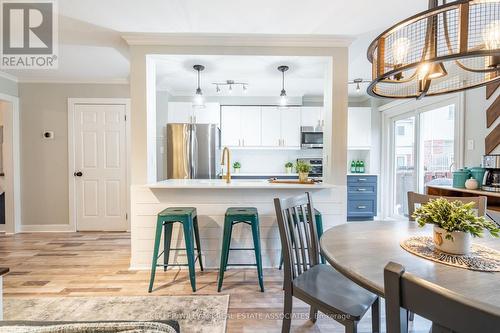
[3,296,229,333]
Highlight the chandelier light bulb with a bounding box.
[392,37,410,66]
[483,20,500,50]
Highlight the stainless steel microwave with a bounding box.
[301,126,323,149]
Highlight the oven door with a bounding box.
[301,132,323,149]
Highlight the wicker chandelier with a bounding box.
[367,0,500,99]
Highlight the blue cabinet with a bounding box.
[347,175,377,221]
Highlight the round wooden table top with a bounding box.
[320,221,500,308]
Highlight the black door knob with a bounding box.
[74,171,83,177]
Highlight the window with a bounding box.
[397,125,405,136]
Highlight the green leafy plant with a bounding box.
[233,161,241,169]
[295,161,312,174]
[412,198,500,240]
[285,162,293,168]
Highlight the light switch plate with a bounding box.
[467,139,474,150]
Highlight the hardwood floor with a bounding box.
[0,232,430,332]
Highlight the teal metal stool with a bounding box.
[217,207,264,292]
[278,208,325,270]
[148,207,203,293]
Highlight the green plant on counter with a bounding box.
[233,161,241,169]
[295,161,312,174]
[285,162,293,168]
[412,198,500,240]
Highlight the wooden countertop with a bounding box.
[0,267,9,276]
[426,185,500,198]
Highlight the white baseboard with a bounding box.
[19,224,75,232]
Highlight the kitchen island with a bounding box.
[131,179,346,269]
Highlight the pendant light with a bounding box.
[367,0,500,99]
[278,65,289,106]
[193,64,205,106]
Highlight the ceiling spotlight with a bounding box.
[354,78,363,93]
[278,65,289,106]
[243,85,247,93]
[193,64,205,106]
[216,85,221,93]
[228,84,233,94]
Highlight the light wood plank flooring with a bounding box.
[0,232,430,332]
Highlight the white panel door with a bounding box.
[239,106,261,147]
[261,107,281,147]
[194,103,220,125]
[74,104,127,231]
[221,106,241,147]
[281,107,301,148]
[168,102,193,123]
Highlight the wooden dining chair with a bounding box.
[407,192,487,220]
[384,262,500,333]
[274,192,380,333]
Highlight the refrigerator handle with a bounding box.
[191,126,198,179]
[184,126,191,179]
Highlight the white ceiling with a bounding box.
[3,0,429,95]
[154,55,328,96]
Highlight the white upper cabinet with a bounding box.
[240,106,262,147]
[261,107,281,147]
[167,102,192,123]
[348,107,372,149]
[168,102,220,125]
[281,107,301,148]
[300,107,323,128]
[221,106,242,147]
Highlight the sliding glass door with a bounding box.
[389,103,457,218]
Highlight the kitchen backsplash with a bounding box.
[231,149,322,174]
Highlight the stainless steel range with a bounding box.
[297,158,322,179]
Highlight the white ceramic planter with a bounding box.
[233,168,240,174]
[433,225,472,255]
[285,167,293,174]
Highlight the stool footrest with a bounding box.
[228,247,256,251]
[226,263,258,267]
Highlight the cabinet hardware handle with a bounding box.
[242,139,245,146]
[358,178,367,181]
[357,188,367,191]
[357,205,367,209]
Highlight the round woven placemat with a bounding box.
[400,236,500,272]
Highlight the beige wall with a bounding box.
[0,76,18,97]
[19,83,129,226]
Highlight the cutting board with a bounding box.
[268,178,317,185]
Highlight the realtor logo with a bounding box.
[1,0,58,69]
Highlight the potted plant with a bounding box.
[295,161,311,183]
[233,161,241,173]
[412,198,499,255]
[285,162,293,174]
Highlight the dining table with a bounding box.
[319,221,500,314]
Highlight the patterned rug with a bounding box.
[400,236,500,272]
[2,296,229,333]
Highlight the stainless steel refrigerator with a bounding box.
[166,123,221,179]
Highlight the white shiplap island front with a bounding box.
[130,180,346,269]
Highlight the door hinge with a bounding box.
[124,115,127,121]
[125,213,128,220]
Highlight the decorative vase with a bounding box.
[285,167,292,174]
[234,168,240,174]
[298,172,309,182]
[433,225,472,255]
[465,178,479,190]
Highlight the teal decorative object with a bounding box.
[452,169,471,189]
[469,167,486,184]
